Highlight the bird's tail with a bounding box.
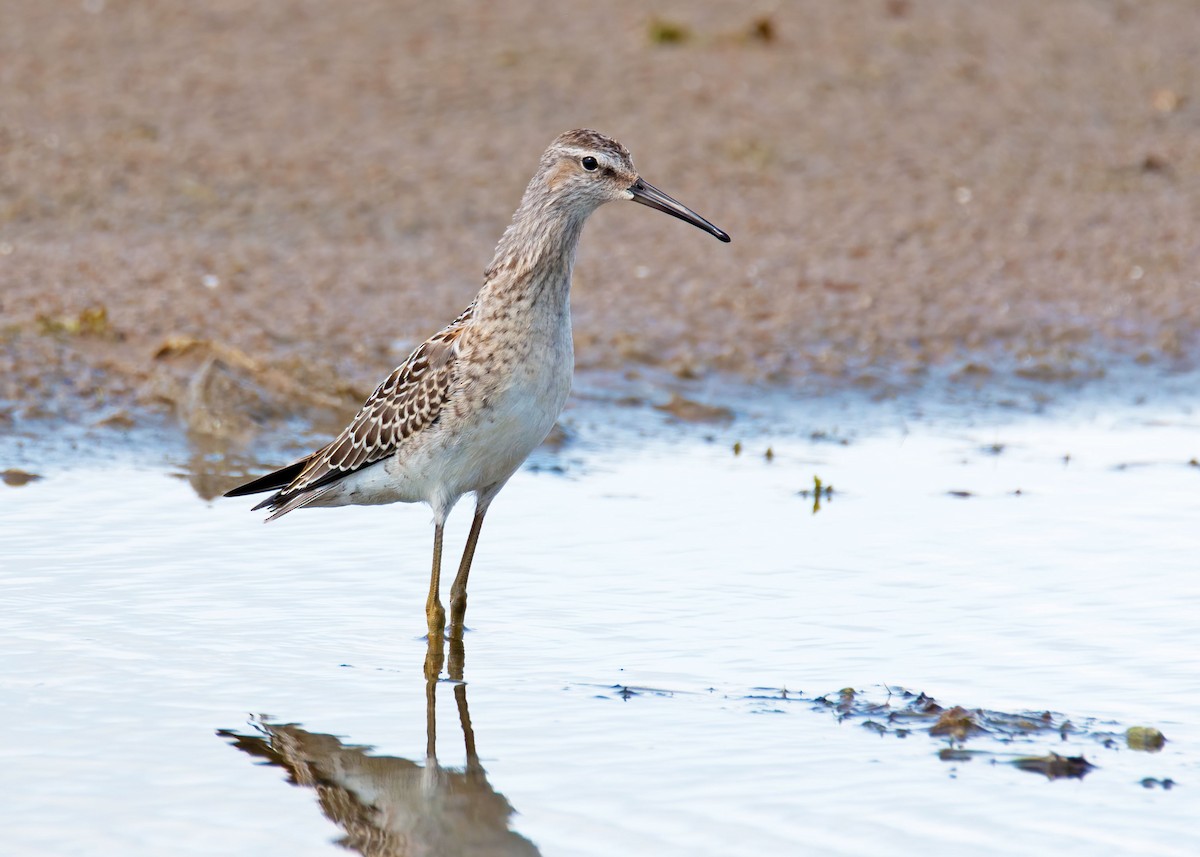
[260,485,336,522]
[225,456,335,522]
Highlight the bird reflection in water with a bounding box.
[218,638,539,856]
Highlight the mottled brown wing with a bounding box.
[278,310,471,498]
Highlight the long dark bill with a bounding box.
[629,177,731,243]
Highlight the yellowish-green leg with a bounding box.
[424,628,445,687]
[448,629,466,682]
[423,648,439,763]
[448,507,487,638]
[427,522,447,642]
[447,624,480,775]
[455,682,482,775]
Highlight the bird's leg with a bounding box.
[427,522,447,641]
[447,631,480,775]
[448,629,466,682]
[456,682,483,776]
[424,615,446,685]
[424,654,439,765]
[448,504,488,638]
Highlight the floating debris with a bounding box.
[585,683,680,701]
[1125,726,1167,752]
[1012,752,1096,780]
[741,685,1161,784]
[1140,777,1175,790]
[938,748,985,762]
[930,706,986,741]
[1,468,43,487]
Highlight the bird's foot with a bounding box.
[425,602,446,636]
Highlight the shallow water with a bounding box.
[3,399,1198,856]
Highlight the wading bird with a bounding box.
[226,129,730,640]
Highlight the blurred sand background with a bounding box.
[1,0,1197,434]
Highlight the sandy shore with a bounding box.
[1,1,1197,435]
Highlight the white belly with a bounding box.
[311,299,574,515]
[431,346,573,501]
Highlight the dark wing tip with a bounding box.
[223,458,306,498]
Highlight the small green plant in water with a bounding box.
[798,475,834,514]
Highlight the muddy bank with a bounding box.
[2,1,1198,436]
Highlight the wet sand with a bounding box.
[1,1,1198,432]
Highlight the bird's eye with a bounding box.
[581,156,599,171]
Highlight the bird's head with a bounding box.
[537,129,730,242]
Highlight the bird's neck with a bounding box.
[476,191,589,318]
